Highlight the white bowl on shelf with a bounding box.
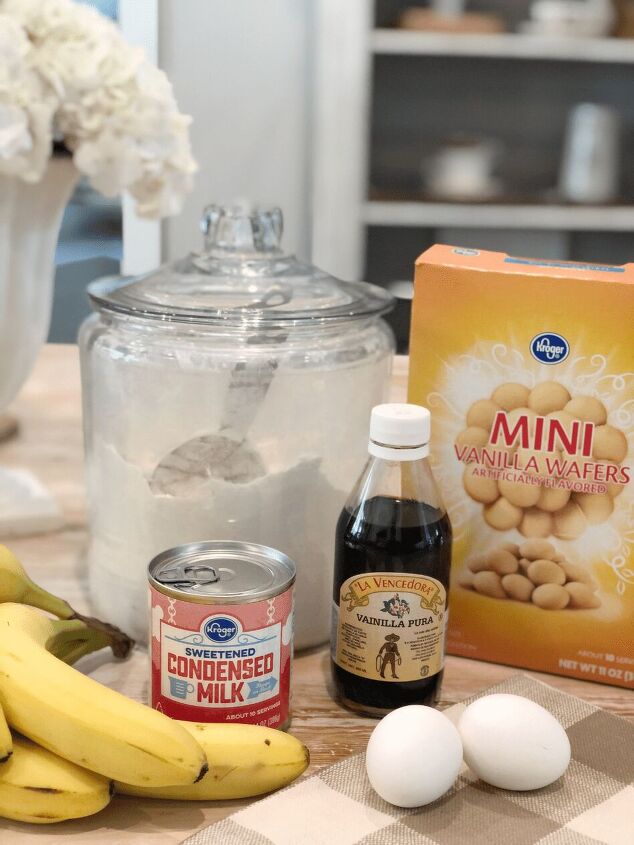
[519,0,615,38]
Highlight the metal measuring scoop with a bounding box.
[149,285,291,496]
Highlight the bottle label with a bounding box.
[335,572,446,682]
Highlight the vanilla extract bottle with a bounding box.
[331,404,452,717]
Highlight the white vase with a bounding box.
[0,157,79,410]
[0,156,79,536]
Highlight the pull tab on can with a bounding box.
[156,563,220,587]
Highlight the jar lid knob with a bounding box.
[200,204,284,255]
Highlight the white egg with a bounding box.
[458,694,571,791]
[365,705,463,807]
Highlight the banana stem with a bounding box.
[66,612,134,659]
[21,583,134,658]
[21,584,75,620]
[0,545,134,659]
[48,618,133,662]
[55,640,98,665]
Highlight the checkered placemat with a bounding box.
[183,675,634,845]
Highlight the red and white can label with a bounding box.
[150,587,293,727]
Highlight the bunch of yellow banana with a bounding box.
[0,546,310,825]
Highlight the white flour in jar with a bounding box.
[84,343,391,647]
[87,437,346,647]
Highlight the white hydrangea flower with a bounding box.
[0,13,56,181]
[0,0,196,216]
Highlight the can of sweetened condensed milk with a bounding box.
[149,541,295,729]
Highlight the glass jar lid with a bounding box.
[88,205,394,328]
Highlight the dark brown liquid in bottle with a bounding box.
[331,495,452,716]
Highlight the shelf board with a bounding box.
[371,29,634,64]
[363,201,634,231]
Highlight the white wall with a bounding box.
[158,0,314,261]
[120,0,161,273]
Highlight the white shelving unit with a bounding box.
[311,2,634,282]
[364,201,634,231]
[371,29,634,63]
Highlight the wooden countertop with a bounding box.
[3,345,632,844]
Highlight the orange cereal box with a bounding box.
[408,245,633,688]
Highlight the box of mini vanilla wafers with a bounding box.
[408,245,633,688]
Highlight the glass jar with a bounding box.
[79,206,395,647]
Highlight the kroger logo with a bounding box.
[530,332,569,365]
[452,247,479,256]
[203,616,238,643]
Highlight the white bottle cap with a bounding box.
[369,403,431,460]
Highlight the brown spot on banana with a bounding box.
[194,762,209,783]
[24,786,63,794]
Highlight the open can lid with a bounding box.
[148,540,296,603]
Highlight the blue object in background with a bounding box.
[76,0,118,20]
[51,196,122,342]
[51,0,122,342]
